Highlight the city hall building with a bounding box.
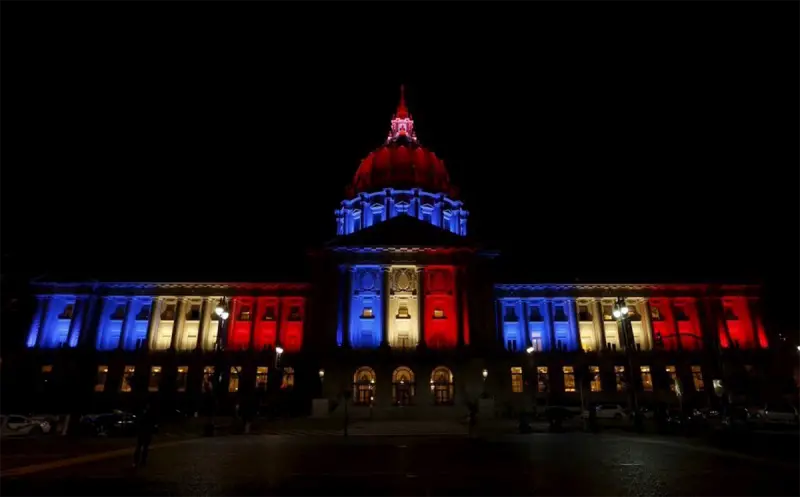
[7,88,780,419]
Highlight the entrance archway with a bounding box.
[430,366,454,405]
[353,366,376,405]
[392,366,415,406]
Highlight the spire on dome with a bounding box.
[387,84,417,144]
[396,84,409,119]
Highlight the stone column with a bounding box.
[381,266,391,348]
[543,300,556,352]
[567,299,580,351]
[196,298,210,352]
[117,298,135,351]
[641,299,654,351]
[275,298,284,348]
[146,298,162,352]
[417,267,425,348]
[66,297,86,348]
[343,267,353,348]
[80,295,101,350]
[521,301,531,349]
[592,299,606,351]
[456,268,465,348]
[170,297,187,351]
[35,296,52,348]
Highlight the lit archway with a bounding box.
[430,366,454,405]
[392,366,415,406]
[353,366,376,405]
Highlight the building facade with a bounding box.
[7,88,785,419]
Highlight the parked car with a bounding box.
[0,415,52,437]
[753,403,799,426]
[582,404,627,420]
[79,411,137,436]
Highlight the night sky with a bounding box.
[2,4,798,333]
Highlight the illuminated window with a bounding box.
[666,365,677,392]
[256,366,268,391]
[602,304,614,321]
[397,304,411,319]
[361,307,374,318]
[176,366,188,392]
[202,366,215,393]
[640,365,653,391]
[530,335,543,352]
[58,305,74,319]
[537,366,549,393]
[120,365,135,393]
[238,305,251,321]
[263,307,276,321]
[111,304,126,320]
[651,306,662,321]
[431,366,454,405]
[353,367,376,405]
[511,367,523,393]
[42,364,53,374]
[149,366,162,392]
[281,367,295,390]
[229,366,241,392]
[614,366,625,392]
[433,309,445,319]
[392,366,415,405]
[563,366,576,392]
[691,366,704,391]
[589,366,601,392]
[95,365,108,392]
[41,364,53,388]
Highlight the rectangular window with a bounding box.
[691,365,704,392]
[578,304,592,321]
[189,304,202,321]
[507,339,517,351]
[614,366,625,392]
[95,365,108,392]
[256,366,268,391]
[203,366,215,392]
[59,305,74,319]
[396,304,411,319]
[537,366,549,393]
[282,367,295,390]
[229,366,241,392]
[361,307,374,318]
[176,366,188,392]
[640,365,653,391]
[530,336,542,352]
[111,304,126,320]
[563,366,576,392]
[120,365,135,393]
[288,306,302,321]
[666,365,678,392]
[263,307,276,321]
[589,366,601,392]
[149,366,162,392]
[433,309,445,319]
[136,306,150,321]
[238,305,252,321]
[511,367,523,393]
[602,304,614,321]
[162,303,176,320]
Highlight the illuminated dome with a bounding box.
[336,86,468,237]
[347,87,457,199]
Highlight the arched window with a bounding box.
[392,367,415,406]
[353,366,376,405]
[430,366,454,405]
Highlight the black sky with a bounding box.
[2,4,798,331]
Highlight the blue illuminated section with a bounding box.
[335,188,468,236]
[27,295,78,349]
[348,265,383,349]
[497,295,580,352]
[95,296,153,351]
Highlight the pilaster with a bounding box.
[641,299,654,351]
[34,296,52,348]
[592,299,605,352]
[567,299,580,351]
[417,266,426,348]
[542,300,555,352]
[66,296,87,348]
[146,298,162,352]
[196,298,210,352]
[117,298,135,351]
[170,297,187,351]
[381,266,390,348]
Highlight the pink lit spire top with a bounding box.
[387,84,417,144]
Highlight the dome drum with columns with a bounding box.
[337,86,468,236]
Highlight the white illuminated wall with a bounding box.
[388,266,419,349]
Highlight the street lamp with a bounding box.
[482,369,488,380]
[207,297,230,436]
[613,297,641,430]
[318,368,325,381]
[526,346,538,420]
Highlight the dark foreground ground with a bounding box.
[2,426,798,496]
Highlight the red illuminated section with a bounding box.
[649,298,679,351]
[227,296,305,352]
[672,298,703,351]
[720,297,759,349]
[279,297,305,353]
[424,266,458,349]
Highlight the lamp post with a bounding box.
[207,297,229,436]
[613,297,642,430]
[526,346,538,420]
